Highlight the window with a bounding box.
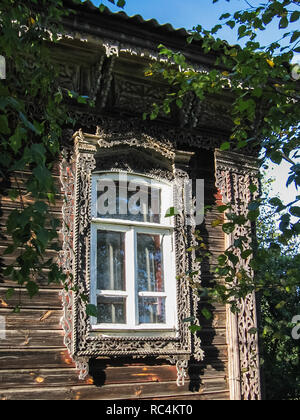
[90,173,177,336]
[60,131,204,369]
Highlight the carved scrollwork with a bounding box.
[215,149,261,401]
[67,113,259,159]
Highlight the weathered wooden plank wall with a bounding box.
[0,150,229,400]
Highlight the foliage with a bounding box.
[0,0,299,331]
[259,252,300,400]
[99,0,126,11]
[143,0,300,332]
[0,0,97,315]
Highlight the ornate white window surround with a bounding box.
[90,173,177,335]
[59,128,205,384]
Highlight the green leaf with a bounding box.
[189,324,202,334]
[275,301,286,310]
[212,219,223,227]
[270,151,283,165]
[291,31,300,43]
[8,189,19,201]
[3,245,15,255]
[253,87,263,98]
[9,126,26,154]
[290,11,300,23]
[165,207,179,217]
[26,281,39,298]
[220,142,231,151]
[279,17,289,29]
[238,25,247,38]
[248,209,260,221]
[217,205,230,213]
[19,112,41,135]
[218,254,227,266]
[33,165,52,189]
[86,304,98,318]
[5,288,15,299]
[269,242,281,253]
[279,214,291,232]
[34,201,48,214]
[77,95,88,104]
[237,141,248,149]
[248,327,257,335]
[227,252,239,266]
[248,201,260,211]
[117,0,126,6]
[290,207,300,218]
[30,144,46,164]
[219,13,231,20]
[226,20,236,29]
[222,223,235,234]
[201,308,212,320]
[269,197,283,207]
[211,24,222,34]
[241,249,253,260]
[249,184,258,193]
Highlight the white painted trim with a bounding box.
[90,173,177,335]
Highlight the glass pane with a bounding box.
[97,231,125,291]
[97,296,126,324]
[137,234,164,292]
[97,180,161,223]
[139,297,166,324]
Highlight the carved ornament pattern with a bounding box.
[59,128,205,381]
[215,149,261,401]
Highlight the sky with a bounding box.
[92,0,299,205]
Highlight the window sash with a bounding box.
[91,224,176,331]
[90,174,176,333]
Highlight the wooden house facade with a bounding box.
[0,1,262,400]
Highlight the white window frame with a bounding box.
[90,172,177,334]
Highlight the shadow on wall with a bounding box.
[188,149,226,393]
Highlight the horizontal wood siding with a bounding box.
[0,150,229,400]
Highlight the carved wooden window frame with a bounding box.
[59,128,204,382]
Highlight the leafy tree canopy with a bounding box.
[140,0,300,324]
[0,0,299,328]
